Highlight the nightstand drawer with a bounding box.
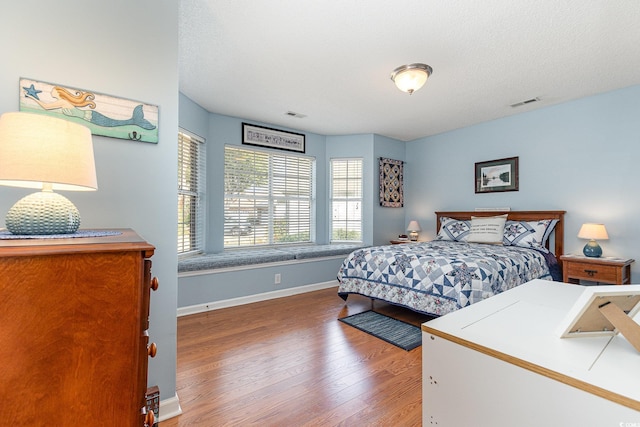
[560,255,634,285]
[566,261,618,282]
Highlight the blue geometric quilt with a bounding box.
[337,241,554,316]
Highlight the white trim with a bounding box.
[178,254,346,277]
[158,393,182,422]
[177,281,339,317]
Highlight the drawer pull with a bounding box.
[584,269,598,277]
[151,277,159,291]
[145,411,155,427]
[142,406,155,427]
[148,342,157,358]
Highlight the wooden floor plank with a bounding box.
[161,287,431,426]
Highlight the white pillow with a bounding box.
[466,214,508,244]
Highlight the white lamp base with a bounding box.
[5,191,80,235]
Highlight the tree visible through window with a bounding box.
[178,130,205,254]
[331,158,362,242]
[224,145,315,248]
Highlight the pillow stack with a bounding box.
[436,215,558,252]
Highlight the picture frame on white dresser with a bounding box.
[556,285,640,344]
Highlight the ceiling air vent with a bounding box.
[510,97,540,108]
[285,111,307,118]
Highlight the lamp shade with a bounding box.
[0,112,97,235]
[0,112,97,191]
[577,223,608,257]
[407,220,421,242]
[407,220,422,232]
[577,223,608,240]
[390,63,433,94]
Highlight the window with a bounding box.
[224,145,315,248]
[178,130,206,254]
[330,158,363,242]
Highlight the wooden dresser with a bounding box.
[0,229,157,426]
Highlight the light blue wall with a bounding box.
[405,85,640,277]
[1,1,179,402]
[373,134,407,244]
[179,92,210,140]
[178,257,346,307]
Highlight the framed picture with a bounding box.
[475,156,519,193]
[556,285,640,353]
[242,122,305,153]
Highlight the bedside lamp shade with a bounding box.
[407,220,422,241]
[0,112,97,235]
[577,223,608,258]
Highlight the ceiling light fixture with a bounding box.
[390,63,433,95]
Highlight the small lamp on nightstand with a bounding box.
[577,223,608,258]
[407,220,421,241]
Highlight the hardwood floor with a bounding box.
[161,287,433,426]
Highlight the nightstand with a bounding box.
[390,239,412,245]
[560,255,634,285]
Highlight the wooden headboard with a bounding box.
[435,210,566,258]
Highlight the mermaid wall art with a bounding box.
[19,78,159,143]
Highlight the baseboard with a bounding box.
[177,280,339,317]
[158,393,182,422]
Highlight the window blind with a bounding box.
[178,130,206,254]
[330,158,363,242]
[224,145,315,248]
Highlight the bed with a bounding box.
[337,210,566,316]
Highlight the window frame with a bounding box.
[178,129,206,256]
[330,157,363,243]
[224,144,316,248]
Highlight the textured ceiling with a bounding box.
[179,1,640,141]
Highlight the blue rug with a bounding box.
[339,310,422,351]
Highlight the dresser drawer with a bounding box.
[566,261,618,283]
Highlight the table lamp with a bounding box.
[0,112,97,235]
[407,220,422,241]
[577,223,608,258]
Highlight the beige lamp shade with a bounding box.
[0,112,97,191]
[407,220,422,232]
[407,220,421,241]
[577,223,608,240]
[0,112,97,235]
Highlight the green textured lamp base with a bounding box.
[5,191,80,235]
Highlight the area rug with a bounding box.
[339,310,422,351]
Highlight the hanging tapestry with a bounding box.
[379,157,404,207]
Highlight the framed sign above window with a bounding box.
[475,156,519,193]
[242,122,305,153]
